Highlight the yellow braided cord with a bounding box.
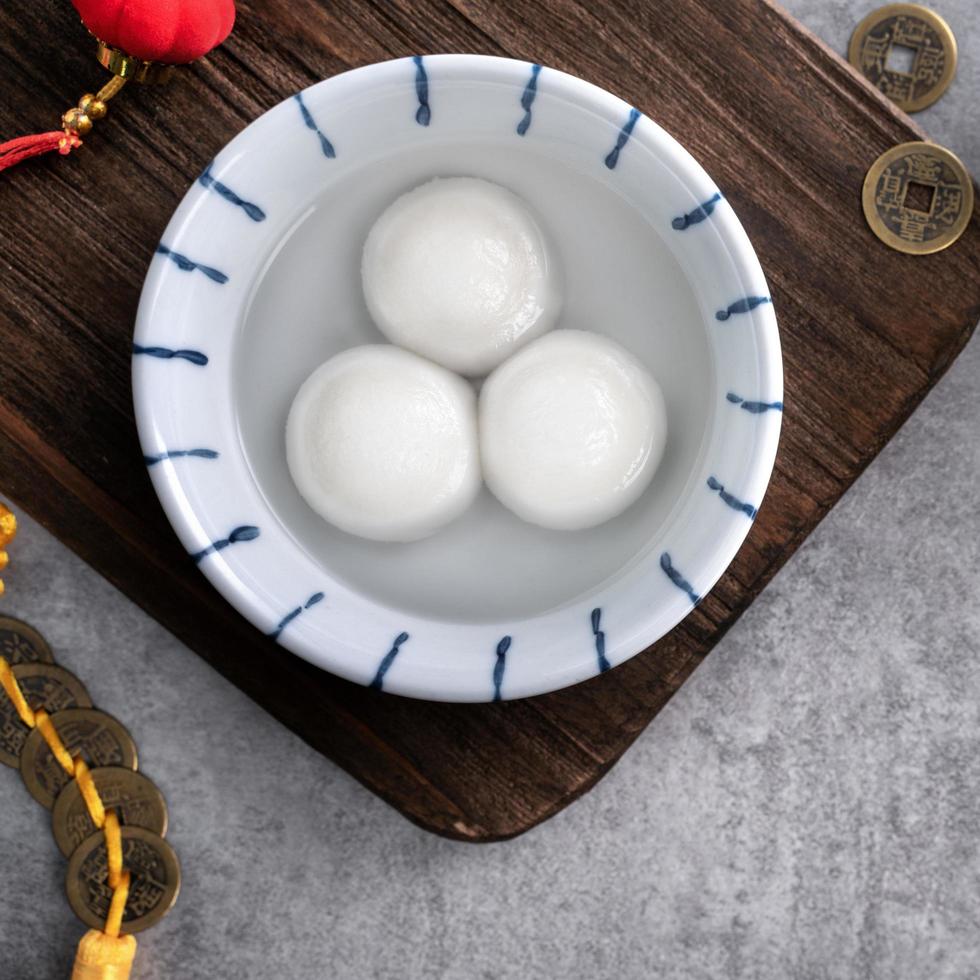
[34,707,76,774]
[72,930,137,980]
[74,757,107,829]
[104,870,130,939]
[0,656,35,727]
[0,503,16,595]
[0,505,16,543]
[104,810,123,890]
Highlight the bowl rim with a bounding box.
[132,53,782,702]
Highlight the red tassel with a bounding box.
[0,131,82,172]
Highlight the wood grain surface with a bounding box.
[1,0,978,840]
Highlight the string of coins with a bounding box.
[0,505,179,980]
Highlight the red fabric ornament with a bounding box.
[0,0,235,173]
[72,0,236,65]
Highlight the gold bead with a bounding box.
[62,108,93,135]
[79,94,108,120]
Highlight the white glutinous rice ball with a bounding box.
[479,331,667,531]
[286,345,481,542]
[362,177,561,377]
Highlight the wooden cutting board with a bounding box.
[1,0,978,841]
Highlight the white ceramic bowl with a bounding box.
[133,54,782,702]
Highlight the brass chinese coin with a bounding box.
[52,767,168,857]
[66,826,180,935]
[863,141,973,254]
[0,663,92,768]
[0,615,54,665]
[19,707,138,808]
[849,4,957,112]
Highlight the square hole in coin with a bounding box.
[885,43,918,75]
[903,180,935,214]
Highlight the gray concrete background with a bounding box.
[2,3,978,977]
